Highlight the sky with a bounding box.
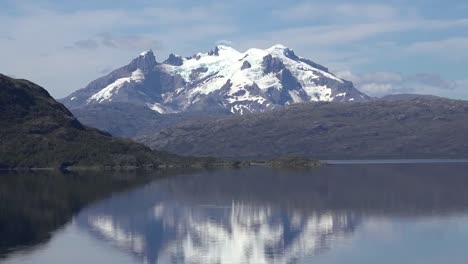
[0,0,467,99]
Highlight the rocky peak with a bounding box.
[269,45,329,73]
[297,57,329,73]
[129,50,157,72]
[282,47,300,60]
[214,45,241,57]
[164,53,184,66]
[262,54,285,74]
[208,46,220,56]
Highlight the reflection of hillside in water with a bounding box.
[77,164,468,264]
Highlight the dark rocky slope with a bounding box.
[140,98,468,159]
[0,74,185,169]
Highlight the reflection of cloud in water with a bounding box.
[77,164,468,263]
[88,216,145,255]
[83,200,359,264]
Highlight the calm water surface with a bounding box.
[3,163,468,264]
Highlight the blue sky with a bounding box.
[0,0,467,99]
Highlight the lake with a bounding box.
[2,163,468,264]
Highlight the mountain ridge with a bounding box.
[61,45,369,115]
[138,97,468,159]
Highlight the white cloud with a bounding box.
[0,4,236,98]
[360,83,397,95]
[216,40,234,46]
[457,80,468,87]
[239,18,468,50]
[264,1,468,71]
[337,71,403,84]
[336,71,468,99]
[72,33,163,51]
[1,0,467,101]
[142,5,231,25]
[68,39,99,50]
[405,74,457,90]
[274,3,398,22]
[335,4,397,20]
[405,37,468,57]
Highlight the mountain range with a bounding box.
[140,97,468,159]
[52,45,468,160]
[61,45,369,115]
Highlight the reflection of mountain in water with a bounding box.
[84,203,358,264]
[76,164,468,264]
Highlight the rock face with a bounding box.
[139,97,468,159]
[61,45,369,115]
[0,74,174,169]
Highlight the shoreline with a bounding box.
[323,159,468,165]
[0,157,323,172]
[3,158,468,172]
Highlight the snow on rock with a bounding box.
[87,69,145,104]
[70,45,369,115]
[146,102,178,114]
[159,44,361,113]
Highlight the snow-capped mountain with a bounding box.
[63,45,369,114]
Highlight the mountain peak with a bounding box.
[140,49,154,57]
[164,53,184,66]
[268,44,289,50]
[215,44,236,50]
[130,49,157,71]
[211,45,240,57]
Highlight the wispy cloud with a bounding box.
[336,71,467,99]
[240,18,468,49]
[0,0,467,100]
[142,5,231,25]
[68,34,163,51]
[0,34,15,40]
[216,40,234,46]
[273,3,399,22]
[0,3,236,97]
[405,74,457,90]
[67,39,99,50]
[405,37,468,58]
